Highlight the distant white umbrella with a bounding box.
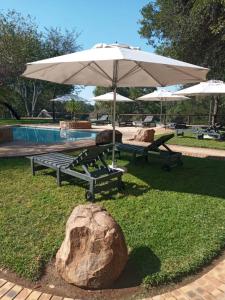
[50,94,89,121]
[22,43,208,167]
[92,92,134,124]
[50,94,88,103]
[174,80,225,124]
[174,80,225,96]
[137,89,190,122]
[92,92,133,102]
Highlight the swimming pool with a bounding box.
[12,126,97,144]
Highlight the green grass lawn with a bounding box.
[167,132,225,150]
[1,154,225,287]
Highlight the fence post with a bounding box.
[187,115,190,125]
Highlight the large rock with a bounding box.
[95,129,122,145]
[0,127,13,144]
[55,204,128,289]
[134,128,155,142]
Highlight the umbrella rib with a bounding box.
[61,62,93,84]
[91,62,113,82]
[135,62,164,86]
[117,64,140,83]
[61,61,113,84]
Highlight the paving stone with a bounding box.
[13,289,32,300]
[1,285,23,300]
[51,296,63,300]
[0,281,7,289]
[38,294,51,300]
[0,282,15,298]
[210,288,224,297]
[25,291,42,300]
[152,295,165,300]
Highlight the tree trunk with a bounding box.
[31,81,42,117]
[212,96,219,125]
[0,100,20,119]
[15,81,30,116]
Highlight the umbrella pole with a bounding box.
[160,101,163,123]
[209,99,212,125]
[52,101,55,123]
[112,86,117,168]
[112,61,118,168]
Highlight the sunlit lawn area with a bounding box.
[1,154,225,286]
[160,132,225,150]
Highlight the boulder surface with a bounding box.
[134,128,155,142]
[95,129,122,145]
[55,204,128,289]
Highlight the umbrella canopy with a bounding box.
[92,92,133,102]
[174,80,225,125]
[23,43,208,87]
[50,94,87,103]
[137,89,190,101]
[174,80,225,96]
[22,43,209,167]
[137,89,190,122]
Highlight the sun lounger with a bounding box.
[143,115,156,127]
[27,146,124,201]
[118,120,133,127]
[133,115,156,127]
[91,114,110,125]
[116,133,182,170]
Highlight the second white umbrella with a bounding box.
[137,89,190,122]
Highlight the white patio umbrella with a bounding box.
[92,92,133,102]
[50,94,88,103]
[50,94,88,121]
[22,43,208,167]
[174,80,225,96]
[92,92,134,125]
[137,89,190,122]
[174,80,225,124]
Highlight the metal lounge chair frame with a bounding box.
[142,115,156,127]
[116,133,182,171]
[91,114,110,125]
[28,145,124,201]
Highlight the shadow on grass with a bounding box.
[114,246,161,288]
[43,169,149,200]
[121,153,225,200]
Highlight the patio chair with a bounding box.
[91,114,110,125]
[116,133,182,171]
[118,116,133,127]
[133,115,156,127]
[27,145,124,201]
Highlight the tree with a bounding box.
[0,10,81,118]
[0,10,42,118]
[139,1,225,123]
[65,100,93,120]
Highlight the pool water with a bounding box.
[12,126,97,144]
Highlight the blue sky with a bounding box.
[1,0,154,99]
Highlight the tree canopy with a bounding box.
[139,0,225,79]
[139,0,225,122]
[0,10,81,117]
